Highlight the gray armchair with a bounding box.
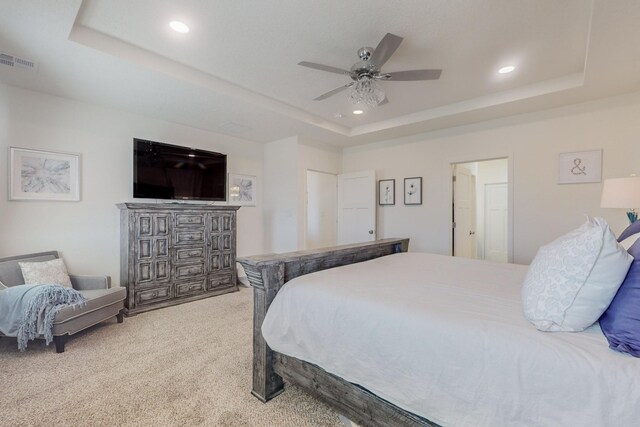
[0,251,125,352]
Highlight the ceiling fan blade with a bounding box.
[369,33,403,68]
[313,83,353,101]
[385,69,442,81]
[298,61,351,75]
[378,96,389,106]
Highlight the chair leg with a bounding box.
[116,310,124,324]
[54,335,67,353]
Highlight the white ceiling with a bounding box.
[1,0,639,147]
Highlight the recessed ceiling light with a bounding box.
[498,65,515,74]
[352,109,364,115]
[169,21,190,33]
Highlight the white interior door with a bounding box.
[453,165,477,258]
[337,170,376,245]
[484,182,508,263]
[305,170,337,250]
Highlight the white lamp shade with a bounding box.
[600,177,640,208]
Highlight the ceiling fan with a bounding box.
[299,33,442,109]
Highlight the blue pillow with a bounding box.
[599,239,640,356]
[618,220,640,242]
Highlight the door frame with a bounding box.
[449,155,514,263]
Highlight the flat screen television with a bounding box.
[133,138,227,201]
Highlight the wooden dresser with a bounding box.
[117,203,240,315]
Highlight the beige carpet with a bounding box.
[0,288,342,427]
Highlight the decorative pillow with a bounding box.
[618,220,640,242]
[19,258,73,288]
[618,220,640,250]
[522,217,633,332]
[599,239,640,356]
[621,235,640,251]
[0,280,6,290]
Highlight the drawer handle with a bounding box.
[152,291,158,298]
[189,251,200,256]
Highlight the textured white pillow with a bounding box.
[19,258,73,288]
[522,217,633,332]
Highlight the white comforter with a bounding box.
[262,252,639,427]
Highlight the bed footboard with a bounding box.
[274,353,438,427]
[238,238,409,402]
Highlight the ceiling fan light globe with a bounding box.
[349,76,385,109]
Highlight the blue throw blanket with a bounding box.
[0,284,87,351]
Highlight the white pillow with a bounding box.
[0,280,6,290]
[522,217,632,332]
[19,258,73,288]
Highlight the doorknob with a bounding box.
[369,230,374,234]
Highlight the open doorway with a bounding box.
[452,158,510,262]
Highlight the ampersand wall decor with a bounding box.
[570,158,587,175]
[557,149,602,184]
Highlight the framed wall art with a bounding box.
[557,149,602,184]
[404,177,422,205]
[228,173,257,206]
[378,179,395,205]
[9,147,81,201]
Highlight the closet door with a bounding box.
[337,170,376,245]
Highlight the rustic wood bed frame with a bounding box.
[238,238,441,427]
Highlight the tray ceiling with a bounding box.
[1,0,639,146]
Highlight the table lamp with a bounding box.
[601,176,640,223]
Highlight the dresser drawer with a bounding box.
[175,213,206,228]
[174,262,206,280]
[208,273,234,290]
[175,279,206,297]
[174,247,205,263]
[135,285,172,306]
[174,230,205,246]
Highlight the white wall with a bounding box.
[261,136,341,253]
[262,136,299,253]
[0,83,264,281]
[6,82,640,271]
[343,91,640,264]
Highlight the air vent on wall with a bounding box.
[0,52,38,71]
